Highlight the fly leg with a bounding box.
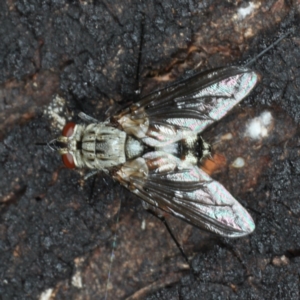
[141,201,191,268]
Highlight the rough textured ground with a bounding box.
[0,1,300,299]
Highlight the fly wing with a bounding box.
[115,67,259,147]
[114,152,255,238]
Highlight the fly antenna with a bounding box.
[35,139,59,151]
[47,139,59,151]
[244,27,295,67]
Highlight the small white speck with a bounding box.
[238,2,255,19]
[221,133,233,141]
[245,111,273,140]
[39,288,53,300]
[141,219,146,230]
[44,95,67,130]
[272,255,290,266]
[72,271,83,288]
[232,157,245,168]
[261,111,272,126]
[107,282,113,290]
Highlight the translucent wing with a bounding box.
[114,67,259,147]
[114,152,255,238]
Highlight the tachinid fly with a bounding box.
[55,66,258,238]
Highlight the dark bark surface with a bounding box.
[0,1,300,299]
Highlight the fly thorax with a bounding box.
[125,136,144,159]
[80,124,127,170]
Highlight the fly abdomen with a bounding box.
[179,134,211,165]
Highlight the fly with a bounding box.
[52,66,258,238]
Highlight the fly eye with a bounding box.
[62,122,76,137]
[62,153,76,169]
